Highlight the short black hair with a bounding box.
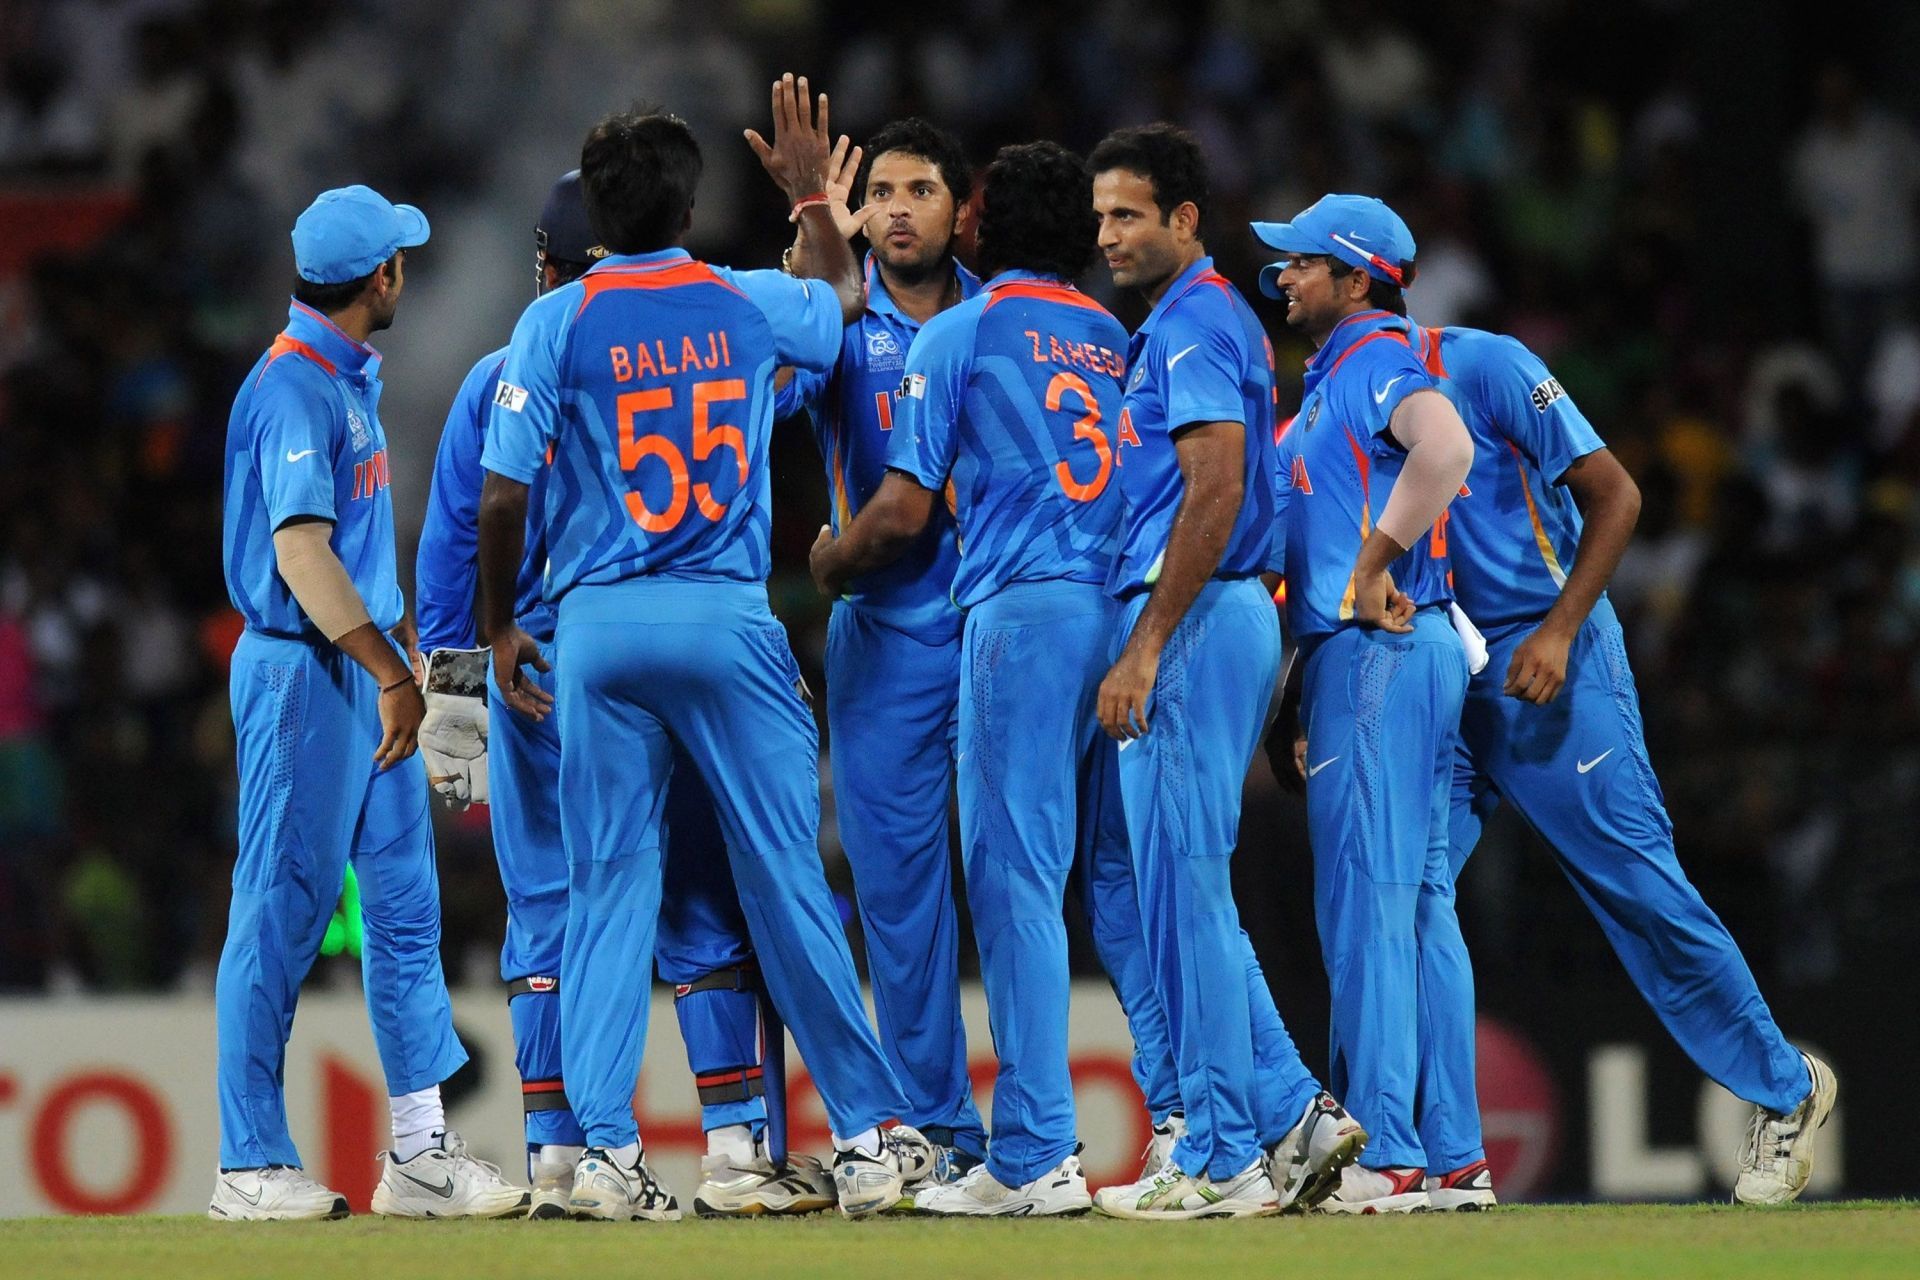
[976,142,1098,280]
[1088,123,1209,235]
[856,117,972,206]
[291,254,396,314]
[579,109,702,254]
[1329,254,1416,316]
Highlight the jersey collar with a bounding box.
[584,247,692,273]
[1302,308,1399,397]
[1134,254,1219,337]
[863,252,981,326]
[284,300,379,380]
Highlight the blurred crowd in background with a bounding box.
[3,0,1918,1027]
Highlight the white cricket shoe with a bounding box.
[528,1147,582,1220]
[208,1166,350,1221]
[832,1123,934,1219]
[694,1151,837,1216]
[1093,1158,1278,1220]
[1266,1090,1370,1210]
[913,1153,1092,1217]
[567,1147,682,1222]
[1426,1160,1497,1211]
[1734,1052,1838,1205]
[372,1130,529,1219]
[1137,1113,1186,1181]
[1314,1163,1429,1214]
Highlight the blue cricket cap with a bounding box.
[291,185,430,284]
[537,170,606,266]
[1251,193,1415,300]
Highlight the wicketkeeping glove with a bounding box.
[420,647,490,809]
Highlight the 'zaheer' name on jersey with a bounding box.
[889,271,1128,607]
[1272,308,1454,641]
[222,299,403,638]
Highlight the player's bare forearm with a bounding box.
[1540,448,1641,640]
[810,470,935,595]
[477,471,529,643]
[333,620,415,690]
[795,205,864,323]
[1352,526,1409,582]
[1118,423,1244,667]
[1099,423,1243,739]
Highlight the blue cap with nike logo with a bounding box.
[1251,193,1416,298]
[292,184,430,284]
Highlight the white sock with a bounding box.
[390,1085,445,1161]
[707,1123,756,1165]
[606,1140,641,1169]
[833,1126,881,1158]
[539,1143,584,1170]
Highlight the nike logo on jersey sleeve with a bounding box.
[1167,343,1200,370]
[1577,748,1614,774]
[1308,756,1340,777]
[286,448,319,462]
[1373,374,1406,405]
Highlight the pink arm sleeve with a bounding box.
[1375,389,1474,550]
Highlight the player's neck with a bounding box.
[878,259,960,325]
[1308,302,1375,350]
[1140,242,1206,308]
[326,303,380,345]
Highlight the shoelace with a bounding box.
[1738,1107,1777,1174]
[439,1133,511,1186]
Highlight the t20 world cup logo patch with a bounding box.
[866,328,904,371]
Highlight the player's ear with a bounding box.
[951,197,971,239]
[1172,201,1200,241]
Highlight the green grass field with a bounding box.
[4,1204,1917,1280]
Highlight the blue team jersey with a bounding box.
[222,300,404,637]
[415,347,556,649]
[1111,256,1279,598]
[889,270,1128,609]
[777,255,979,640]
[481,249,843,598]
[1273,309,1453,641]
[1406,324,1605,630]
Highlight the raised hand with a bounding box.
[744,73,836,205]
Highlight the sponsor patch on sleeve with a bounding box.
[900,372,927,400]
[493,381,529,413]
[1529,377,1566,412]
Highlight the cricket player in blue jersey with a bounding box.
[414,171,835,1221]
[214,185,524,1222]
[1084,125,1368,1220]
[1392,319,1836,1206]
[811,141,1171,1217]
[772,118,991,1176]
[1254,194,1483,1214]
[476,84,932,1222]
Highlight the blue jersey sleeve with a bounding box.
[886,308,972,490]
[482,290,569,484]
[775,363,831,421]
[1270,419,1296,575]
[1349,339,1437,442]
[1471,335,1604,483]
[251,367,340,528]
[415,354,502,651]
[720,268,843,373]
[1158,307,1247,432]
